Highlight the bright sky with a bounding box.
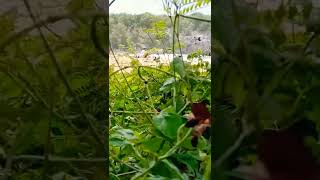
[109,0,211,15]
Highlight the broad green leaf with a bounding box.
[173,152,199,172]
[150,160,181,179]
[162,159,186,179]
[172,57,186,78]
[141,136,169,155]
[153,110,185,140]
[109,137,128,147]
[160,77,176,92]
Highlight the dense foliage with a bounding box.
[0,0,108,179]
[213,0,320,179]
[109,0,212,179]
[0,0,212,179]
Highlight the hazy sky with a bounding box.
[109,0,211,15]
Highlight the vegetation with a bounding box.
[3,0,320,179]
[109,0,211,179]
[0,0,212,179]
[110,13,210,53]
[213,0,320,179]
[0,0,107,179]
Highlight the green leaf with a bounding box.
[162,159,186,179]
[141,136,168,154]
[160,77,176,92]
[171,57,186,78]
[150,160,182,179]
[109,137,128,147]
[203,155,211,180]
[175,95,185,112]
[173,152,198,172]
[153,110,185,140]
[116,128,136,140]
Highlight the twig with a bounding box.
[109,0,116,7]
[117,171,138,176]
[303,32,318,53]
[179,14,211,23]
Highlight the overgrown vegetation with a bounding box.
[109,0,211,179]
[0,0,212,179]
[213,0,320,179]
[0,0,107,179]
[5,0,320,179]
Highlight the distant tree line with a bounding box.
[109,12,211,54]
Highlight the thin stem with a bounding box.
[109,0,116,6]
[304,32,318,53]
[117,171,138,177]
[179,14,211,23]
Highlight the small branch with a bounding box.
[304,32,318,53]
[116,171,138,177]
[179,14,211,23]
[109,0,116,7]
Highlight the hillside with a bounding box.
[109,13,211,54]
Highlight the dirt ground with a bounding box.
[109,53,169,73]
[109,53,211,73]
